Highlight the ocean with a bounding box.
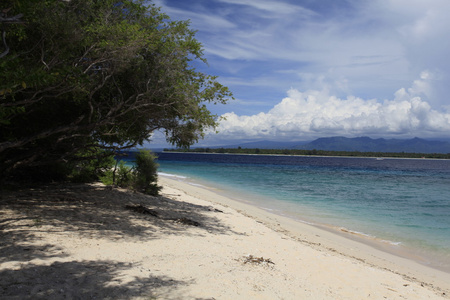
[126,152,450,271]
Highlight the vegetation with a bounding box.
[100,150,161,196]
[164,147,450,159]
[0,0,232,183]
[133,150,161,195]
[100,161,132,187]
[69,149,116,183]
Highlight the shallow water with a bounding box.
[123,152,450,270]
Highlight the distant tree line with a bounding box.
[164,147,450,159]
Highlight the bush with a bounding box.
[100,150,161,196]
[133,150,161,196]
[100,160,133,187]
[70,151,116,183]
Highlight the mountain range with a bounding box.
[222,137,450,153]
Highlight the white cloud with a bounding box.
[217,0,316,16]
[212,74,450,141]
[154,0,450,139]
[152,0,236,32]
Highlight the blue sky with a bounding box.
[148,0,450,147]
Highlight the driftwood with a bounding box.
[241,255,275,265]
[124,204,201,227]
[174,217,201,227]
[125,204,159,217]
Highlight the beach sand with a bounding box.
[1,176,449,299]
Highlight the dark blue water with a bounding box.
[127,152,450,267]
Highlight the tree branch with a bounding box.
[0,12,24,58]
[0,13,24,24]
[0,31,9,58]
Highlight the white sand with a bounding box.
[1,177,449,299]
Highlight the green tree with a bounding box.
[0,0,232,180]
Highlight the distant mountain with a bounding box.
[187,137,450,153]
[296,136,450,153]
[205,140,309,149]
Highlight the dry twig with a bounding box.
[241,255,275,266]
[125,204,159,217]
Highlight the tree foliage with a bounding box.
[0,0,232,180]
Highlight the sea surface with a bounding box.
[125,152,450,271]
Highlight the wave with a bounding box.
[158,172,187,179]
[338,227,402,246]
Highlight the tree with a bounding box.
[0,0,232,179]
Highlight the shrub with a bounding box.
[133,150,161,196]
[100,160,133,187]
[70,151,116,183]
[116,161,134,188]
[100,150,161,196]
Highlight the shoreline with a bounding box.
[1,178,449,299]
[159,175,450,295]
[159,172,450,274]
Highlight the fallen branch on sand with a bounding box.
[174,217,201,227]
[125,204,159,217]
[240,255,275,266]
[125,204,201,227]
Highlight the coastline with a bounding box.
[1,178,449,299]
[160,150,450,160]
[159,175,450,296]
[159,170,450,274]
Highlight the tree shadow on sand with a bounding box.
[0,183,240,299]
[0,260,186,299]
[0,182,244,257]
[0,182,243,241]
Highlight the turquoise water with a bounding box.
[129,152,450,270]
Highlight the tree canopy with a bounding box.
[0,0,232,179]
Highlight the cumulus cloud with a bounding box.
[152,0,450,146]
[213,73,450,140]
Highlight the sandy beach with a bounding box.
[1,176,449,299]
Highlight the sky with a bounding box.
[147,0,450,148]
